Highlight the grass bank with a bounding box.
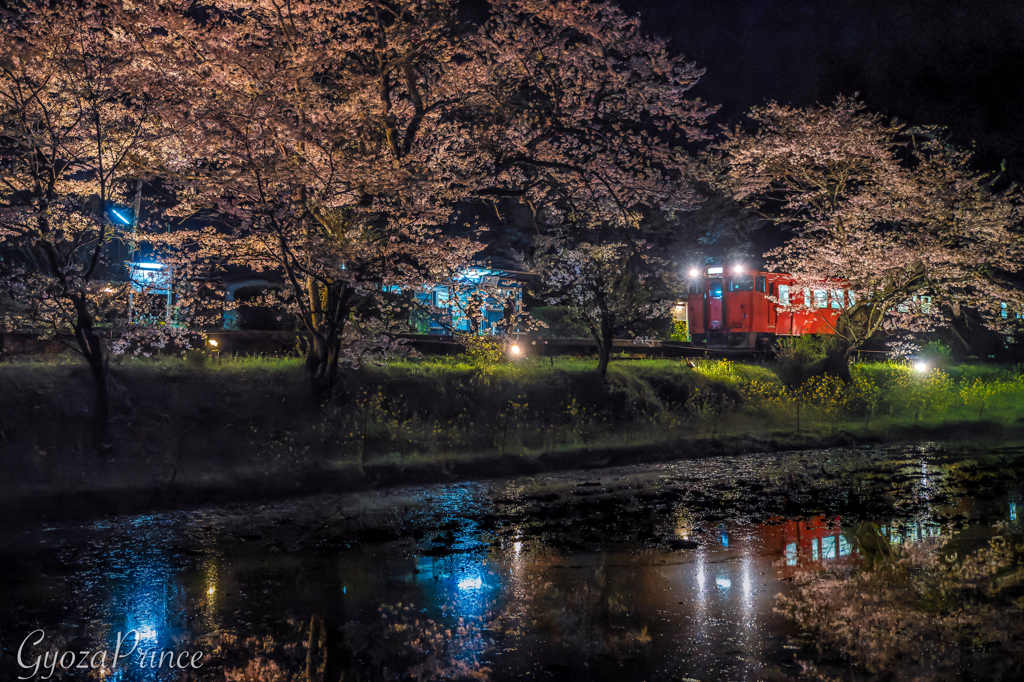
[2,354,1023,520]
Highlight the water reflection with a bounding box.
[13,517,229,681]
[413,552,498,624]
[0,444,1022,681]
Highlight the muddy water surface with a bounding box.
[1,443,1021,681]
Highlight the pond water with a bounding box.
[0,443,1021,681]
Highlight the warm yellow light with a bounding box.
[510,345,521,355]
[208,339,219,347]
[915,361,928,373]
[207,586,215,595]
[102,287,115,293]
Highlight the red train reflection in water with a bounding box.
[759,515,857,571]
[754,515,944,573]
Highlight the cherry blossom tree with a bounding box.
[0,0,190,448]
[0,0,714,405]
[473,0,714,228]
[539,222,679,377]
[468,0,715,375]
[718,97,1024,379]
[151,0,488,395]
[150,0,716,388]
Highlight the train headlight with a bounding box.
[510,345,521,355]
[914,361,928,373]
[733,264,744,274]
[688,268,700,278]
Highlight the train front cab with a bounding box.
[685,267,843,349]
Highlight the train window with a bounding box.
[755,276,766,292]
[831,289,844,309]
[768,282,775,296]
[709,281,723,299]
[1002,303,1008,319]
[777,285,790,305]
[729,275,753,292]
[813,289,828,308]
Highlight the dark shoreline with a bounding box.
[4,420,1021,529]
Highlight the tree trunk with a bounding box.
[304,276,343,399]
[87,354,112,451]
[805,340,855,382]
[596,344,610,378]
[73,303,112,451]
[594,315,614,378]
[306,334,341,399]
[824,345,854,382]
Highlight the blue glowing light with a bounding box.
[111,208,132,225]
[455,267,499,283]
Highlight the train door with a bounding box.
[767,282,777,328]
[707,280,723,330]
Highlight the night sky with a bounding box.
[620,0,1024,182]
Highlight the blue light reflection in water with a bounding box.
[71,516,221,682]
[413,550,496,623]
[3,444,1021,682]
[100,541,178,678]
[406,483,498,624]
[458,574,484,591]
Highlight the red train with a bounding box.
[683,265,848,349]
